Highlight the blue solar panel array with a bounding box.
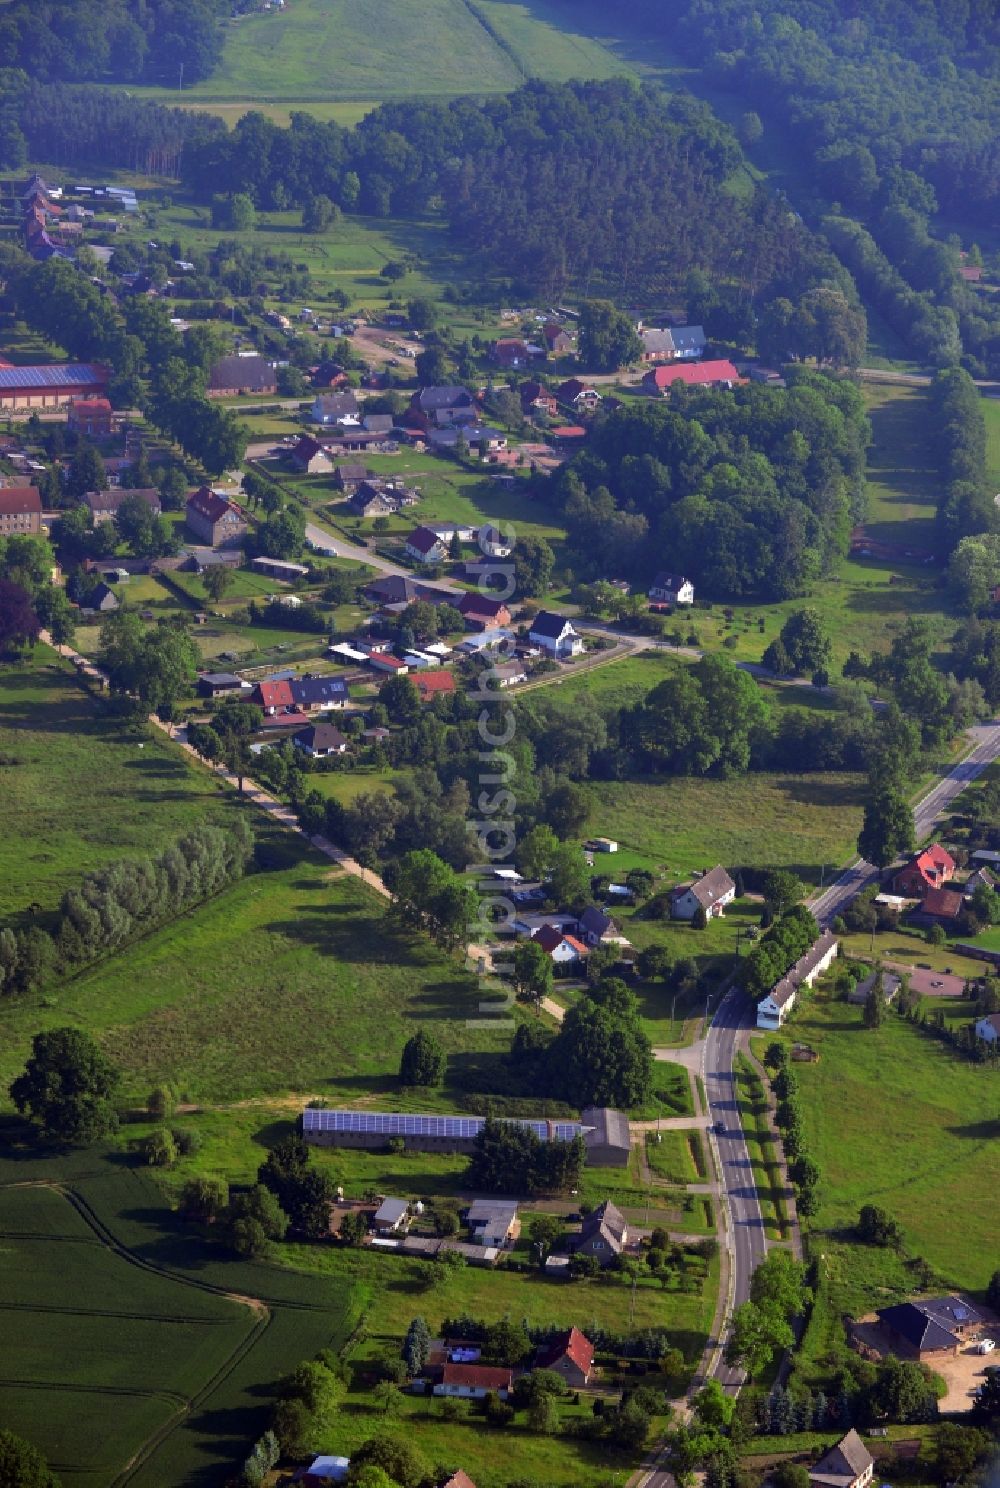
[0,364,105,390]
[303,1108,582,1141]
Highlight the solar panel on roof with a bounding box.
[0,364,104,390]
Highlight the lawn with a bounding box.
[776,989,998,1293]
[0,657,235,923]
[581,773,865,884]
[861,385,938,551]
[0,1161,359,1488]
[983,394,1000,491]
[0,834,514,1109]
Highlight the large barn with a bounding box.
[0,362,109,412]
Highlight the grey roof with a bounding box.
[85,488,159,513]
[290,676,349,707]
[0,363,106,389]
[417,385,473,412]
[314,391,360,415]
[302,1109,582,1141]
[208,355,274,392]
[529,610,572,640]
[876,1300,965,1352]
[650,571,691,591]
[579,1199,627,1249]
[578,906,614,939]
[200,672,243,687]
[640,328,676,355]
[363,413,394,433]
[295,721,348,751]
[669,324,706,352]
[468,1199,518,1225]
[809,1430,874,1487]
[688,866,735,908]
[374,1197,409,1225]
[581,1107,631,1155]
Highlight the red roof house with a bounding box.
[893,844,956,898]
[457,592,512,630]
[642,360,742,394]
[532,924,589,963]
[413,671,457,701]
[435,1363,513,1398]
[912,887,964,924]
[68,397,114,438]
[535,1327,595,1386]
[251,678,295,713]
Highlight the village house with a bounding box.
[489,660,528,688]
[672,866,736,921]
[289,435,333,474]
[649,571,695,606]
[638,327,677,363]
[68,397,114,439]
[875,1297,981,1360]
[206,355,276,398]
[251,678,295,714]
[580,1107,632,1168]
[491,337,541,370]
[293,721,349,758]
[576,906,624,949]
[405,526,448,564]
[185,488,248,549]
[85,488,161,525]
[527,610,584,659]
[413,386,476,421]
[534,1328,595,1386]
[642,360,741,395]
[756,931,839,1030]
[556,378,600,409]
[574,1200,627,1266]
[433,1364,513,1401]
[413,671,457,703]
[0,486,43,535]
[333,463,371,492]
[893,844,956,898]
[541,322,574,355]
[908,887,964,927]
[457,592,512,630]
[669,325,707,359]
[532,923,589,965]
[808,1431,874,1488]
[311,390,361,426]
[87,581,119,612]
[520,381,558,418]
[466,1199,520,1248]
[250,556,309,581]
[289,676,350,712]
[0,361,109,413]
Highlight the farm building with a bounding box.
[0,362,109,412]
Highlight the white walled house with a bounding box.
[975,1013,1000,1044]
[649,571,695,606]
[672,866,735,921]
[527,610,584,658]
[757,932,839,1030]
[433,1364,513,1400]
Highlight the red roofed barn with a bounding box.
[642,360,741,394]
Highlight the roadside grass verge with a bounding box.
[734,1056,788,1241]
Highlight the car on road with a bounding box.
[713,1121,726,1135]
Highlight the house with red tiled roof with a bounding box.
[68,398,114,439]
[251,678,295,714]
[534,1327,595,1386]
[893,844,956,898]
[185,487,247,548]
[433,1363,513,1399]
[642,360,741,394]
[457,592,512,630]
[413,671,457,702]
[532,924,589,965]
[909,886,964,926]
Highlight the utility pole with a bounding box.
[178,62,184,92]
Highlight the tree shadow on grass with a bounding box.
[777,777,865,810]
[845,584,940,616]
[946,1118,1000,1140]
[250,1118,297,1150]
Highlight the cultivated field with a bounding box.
[0,1157,359,1488]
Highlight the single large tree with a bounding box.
[0,1429,61,1488]
[0,579,41,653]
[10,1027,121,1143]
[578,299,642,372]
[399,1029,444,1087]
[858,777,914,867]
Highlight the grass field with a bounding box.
[0,1156,360,1488]
[0,660,235,923]
[582,772,865,883]
[779,990,998,1292]
[983,395,1000,490]
[862,385,938,551]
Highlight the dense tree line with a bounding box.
[741,905,819,1001]
[179,80,856,312]
[667,0,1000,224]
[928,368,997,556]
[466,1119,586,1196]
[9,77,223,174]
[0,1,226,86]
[550,372,867,599]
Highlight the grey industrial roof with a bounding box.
[581,1106,631,1153]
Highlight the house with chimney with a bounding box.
[672,866,736,921]
[185,488,247,548]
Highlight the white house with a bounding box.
[757,932,839,1030]
[975,1012,1000,1043]
[532,924,589,964]
[404,525,448,564]
[649,571,695,606]
[373,1197,410,1233]
[669,325,707,359]
[528,610,584,659]
[672,866,736,921]
[434,1363,513,1400]
[311,391,360,426]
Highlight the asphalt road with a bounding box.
[303,519,465,594]
[697,717,1000,1401]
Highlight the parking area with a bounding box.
[885,962,969,997]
